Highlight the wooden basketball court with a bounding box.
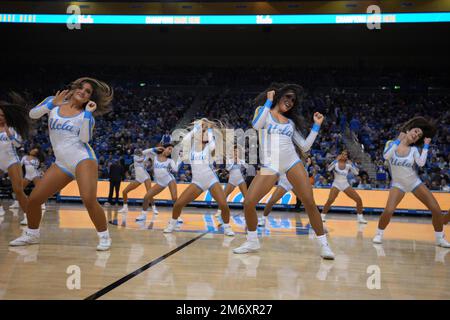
[0,201,449,300]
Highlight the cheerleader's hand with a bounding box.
[86,101,97,113]
[397,132,406,141]
[313,112,324,125]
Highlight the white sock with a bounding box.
[435,231,444,240]
[316,234,328,246]
[170,218,178,225]
[376,228,384,236]
[247,230,258,241]
[357,214,364,217]
[27,228,40,236]
[141,209,149,214]
[98,230,110,238]
[152,204,157,208]
[123,204,128,208]
[223,223,230,229]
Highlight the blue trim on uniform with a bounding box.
[57,107,83,119]
[83,110,93,120]
[411,182,423,193]
[285,159,302,175]
[252,106,269,126]
[84,144,95,159]
[261,165,281,176]
[264,99,272,108]
[423,144,430,150]
[383,139,400,157]
[55,163,75,179]
[312,123,321,132]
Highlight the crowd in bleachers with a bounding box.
[0,66,449,191]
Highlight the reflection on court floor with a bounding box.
[0,203,449,300]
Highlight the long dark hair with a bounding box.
[399,116,437,147]
[0,92,31,138]
[254,82,306,133]
[68,77,113,115]
[30,146,45,163]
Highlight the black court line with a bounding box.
[85,231,209,300]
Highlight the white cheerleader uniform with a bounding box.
[21,156,41,181]
[133,153,151,184]
[144,148,179,187]
[30,96,96,178]
[383,139,427,192]
[252,99,320,175]
[227,160,247,187]
[182,124,219,191]
[0,128,21,172]
[328,160,359,191]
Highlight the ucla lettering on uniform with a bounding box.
[49,118,77,133]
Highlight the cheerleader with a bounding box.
[215,145,248,216]
[0,94,31,218]
[9,77,114,250]
[373,117,450,247]
[11,148,47,224]
[233,83,334,259]
[118,148,158,214]
[163,119,235,236]
[320,150,367,224]
[136,143,181,221]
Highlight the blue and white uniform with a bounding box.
[226,159,247,187]
[21,156,41,181]
[0,128,21,172]
[183,124,219,191]
[252,99,320,175]
[383,139,427,192]
[133,151,151,184]
[29,96,96,178]
[145,148,179,187]
[327,160,359,191]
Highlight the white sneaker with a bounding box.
[436,237,450,248]
[215,209,222,217]
[41,203,46,211]
[118,206,128,214]
[9,201,20,209]
[258,216,266,227]
[163,221,177,233]
[97,236,111,251]
[20,216,28,226]
[223,225,235,237]
[321,213,327,222]
[320,244,335,260]
[373,234,383,244]
[177,217,183,224]
[233,240,260,254]
[0,207,5,216]
[152,205,159,215]
[9,230,40,246]
[135,211,148,221]
[357,214,368,224]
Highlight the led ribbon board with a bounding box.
[1,12,450,25]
